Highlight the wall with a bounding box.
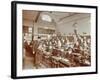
[57,13,90,35]
[0,0,99,80]
[23,19,33,27]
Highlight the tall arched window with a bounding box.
[41,14,52,22]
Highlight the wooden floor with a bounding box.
[23,50,91,69]
[23,56,47,69]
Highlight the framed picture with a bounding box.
[11,1,98,79]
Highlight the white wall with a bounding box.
[0,0,99,80]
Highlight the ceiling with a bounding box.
[23,10,76,24]
[48,12,76,22]
[23,10,40,22]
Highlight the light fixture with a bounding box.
[72,22,78,30]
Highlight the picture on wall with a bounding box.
[11,1,98,79]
